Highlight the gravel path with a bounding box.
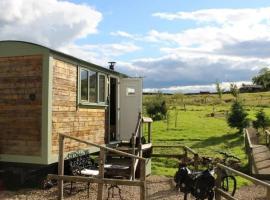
[0,176,268,200]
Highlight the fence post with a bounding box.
[97,149,105,200]
[140,159,146,200]
[267,187,270,200]
[194,153,199,171]
[215,166,222,200]
[183,147,188,162]
[58,135,65,200]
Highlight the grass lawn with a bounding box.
[143,97,270,187]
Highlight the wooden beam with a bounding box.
[215,188,238,200]
[217,163,270,188]
[60,133,145,161]
[58,135,64,200]
[97,149,105,200]
[131,133,136,180]
[215,167,222,200]
[140,159,146,200]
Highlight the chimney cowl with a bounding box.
[108,61,116,71]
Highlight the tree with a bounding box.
[253,109,270,132]
[145,93,168,121]
[230,83,239,100]
[227,101,249,133]
[216,81,224,102]
[252,67,270,90]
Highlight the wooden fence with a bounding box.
[215,163,270,200]
[244,129,254,173]
[151,145,199,170]
[47,133,147,200]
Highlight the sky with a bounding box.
[1,0,270,93]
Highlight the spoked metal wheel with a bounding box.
[221,175,237,196]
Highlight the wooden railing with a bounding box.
[142,117,153,144]
[244,129,254,173]
[130,112,143,180]
[47,133,147,200]
[215,163,270,200]
[152,145,199,170]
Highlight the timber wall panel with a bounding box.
[52,59,105,154]
[0,55,42,156]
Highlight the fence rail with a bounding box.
[151,145,199,170]
[47,133,147,200]
[215,163,270,200]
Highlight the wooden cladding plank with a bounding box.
[51,58,106,154]
[0,55,42,156]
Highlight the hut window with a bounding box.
[89,71,97,103]
[80,69,89,101]
[99,74,106,102]
[79,67,107,105]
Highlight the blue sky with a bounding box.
[1,0,270,93]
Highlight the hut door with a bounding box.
[119,78,142,141]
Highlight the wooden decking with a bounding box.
[245,128,270,180]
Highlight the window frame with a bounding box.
[98,73,106,103]
[78,66,108,107]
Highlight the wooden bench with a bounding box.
[68,153,99,196]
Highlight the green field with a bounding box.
[143,92,270,187]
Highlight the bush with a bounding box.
[227,101,249,132]
[145,95,168,121]
[253,109,270,131]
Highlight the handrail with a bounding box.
[217,163,270,188]
[60,133,145,161]
[134,112,142,137]
[216,163,270,200]
[54,133,147,200]
[131,112,143,180]
[245,129,253,148]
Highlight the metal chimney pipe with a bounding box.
[108,62,116,71]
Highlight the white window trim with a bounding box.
[78,67,108,107]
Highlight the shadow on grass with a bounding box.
[155,138,202,142]
[190,131,242,149]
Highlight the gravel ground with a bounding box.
[0,176,268,200]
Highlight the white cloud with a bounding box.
[0,0,141,66]
[109,7,270,89]
[153,8,270,24]
[59,42,141,66]
[0,0,102,47]
[144,81,252,94]
[110,31,134,39]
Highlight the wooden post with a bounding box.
[183,147,188,162]
[194,153,199,171]
[215,167,222,200]
[148,123,152,144]
[58,135,65,200]
[140,159,146,200]
[97,149,105,200]
[131,133,136,180]
[267,187,270,200]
